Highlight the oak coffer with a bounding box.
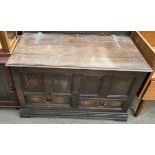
[6,32,152,121]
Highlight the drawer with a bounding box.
[80,98,124,109]
[143,81,155,100]
[25,95,71,106]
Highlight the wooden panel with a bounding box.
[80,76,101,96]
[108,77,134,98]
[99,75,113,97]
[143,81,155,100]
[79,74,134,99]
[52,96,71,105]
[25,95,45,104]
[6,33,151,72]
[145,81,155,91]
[80,99,123,109]
[51,74,72,94]
[25,95,71,106]
[21,73,46,94]
[132,31,155,70]
[139,31,155,46]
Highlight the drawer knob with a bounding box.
[44,97,52,103]
[96,101,107,107]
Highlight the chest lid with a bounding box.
[6,32,152,72]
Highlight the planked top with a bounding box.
[6,33,152,72]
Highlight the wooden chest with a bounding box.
[7,33,151,121]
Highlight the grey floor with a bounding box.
[0,99,155,124]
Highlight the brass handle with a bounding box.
[44,97,52,103]
[96,101,100,107]
[96,101,106,107]
[9,85,14,91]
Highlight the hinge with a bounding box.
[111,35,120,48]
[34,32,42,44]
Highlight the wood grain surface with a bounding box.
[132,31,155,70]
[7,33,151,72]
[152,72,155,80]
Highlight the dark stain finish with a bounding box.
[7,33,151,72]
[11,67,147,121]
[7,33,152,121]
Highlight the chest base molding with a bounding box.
[20,106,128,122]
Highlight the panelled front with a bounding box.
[12,68,142,112]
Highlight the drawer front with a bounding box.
[80,98,124,109]
[143,81,155,99]
[25,95,45,104]
[25,95,71,106]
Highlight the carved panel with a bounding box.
[80,76,101,96]
[51,74,72,94]
[21,73,45,94]
[108,77,134,98]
